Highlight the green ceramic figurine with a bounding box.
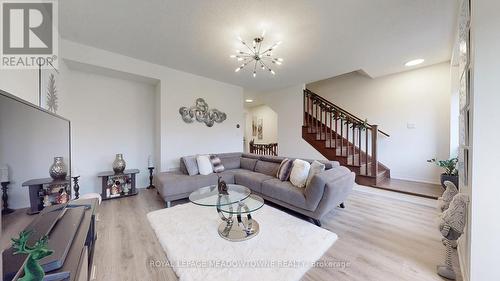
[11,230,53,281]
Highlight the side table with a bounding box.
[97,169,139,200]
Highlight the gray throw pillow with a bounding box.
[306,160,326,187]
[181,155,199,176]
[209,155,225,173]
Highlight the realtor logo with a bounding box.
[1,0,58,69]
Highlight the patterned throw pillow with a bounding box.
[306,160,326,187]
[209,155,225,173]
[276,158,293,181]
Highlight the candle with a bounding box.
[0,165,9,183]
[148,155,154,168]
[72,167,80,178]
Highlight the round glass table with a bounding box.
[189,184,264,241]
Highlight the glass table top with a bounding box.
[217,194,264,214]
[189,184,251,207]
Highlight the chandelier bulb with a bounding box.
[270,69,275,75]
[230,55,236,58]
[253,71,256,78]
[235,67,241,72]
[237,57,244,61]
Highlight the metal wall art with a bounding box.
[179,98,227,127]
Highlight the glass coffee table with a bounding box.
[189,184,264,242]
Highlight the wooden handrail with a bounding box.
[249,139,278,156]
[304,89,390,137]
[302,89,390,178]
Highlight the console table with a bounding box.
[2,198,98,281]
[22,177,71,215]
[97,169,139,200]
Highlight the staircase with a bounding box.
[302,89,390,186]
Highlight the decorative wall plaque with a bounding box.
[179,98,227,127]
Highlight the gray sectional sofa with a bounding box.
[156,152,355,226]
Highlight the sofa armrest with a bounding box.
[310,166,355,219]
[304,175,326,211]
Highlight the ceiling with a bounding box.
[59,0,458,92]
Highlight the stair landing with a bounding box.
[373,178,443,199]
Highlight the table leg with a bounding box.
[216,197,260,241]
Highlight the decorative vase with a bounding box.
[49,157,68,180]
[112,154,126,174]
[440,174,459,190]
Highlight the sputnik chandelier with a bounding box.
[230,31,283,77]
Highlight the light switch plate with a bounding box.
[407,123,416,129]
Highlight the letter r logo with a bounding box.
[2,2,53,54]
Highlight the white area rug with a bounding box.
[147,203,337,281]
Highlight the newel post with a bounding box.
[371,125,379,177]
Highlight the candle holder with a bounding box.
[147,167,155,189]
[2,181,14,215]
[72,176,80,200]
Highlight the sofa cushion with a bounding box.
[234,171,273,193]
[216,153,241,170]
[260,155,286,163]
[180,155,199,175]
[261,179,310,211]
[276,158,293,181]
[197,155,213,175]
[290,159,311,188]
[217,169,238,184]
[209,155,225,173]
[157,171,218,197]
[240,157,258,171]
[254,160,280,177]
[242,153,260,159]
[306,160,326,187]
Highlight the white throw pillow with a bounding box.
[290,159,311,188]
[196,155,213,175]
[306,160,326,187]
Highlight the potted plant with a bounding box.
[427,157,458,189]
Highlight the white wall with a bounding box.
[164,69,243,169]
[0,69,38,105]
[307,62,451,184]
[244,105,278,150]
[258,84,326,160]
[469,1,500,280]
[58,67,156,193]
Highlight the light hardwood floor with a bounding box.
[2,186,461,281]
